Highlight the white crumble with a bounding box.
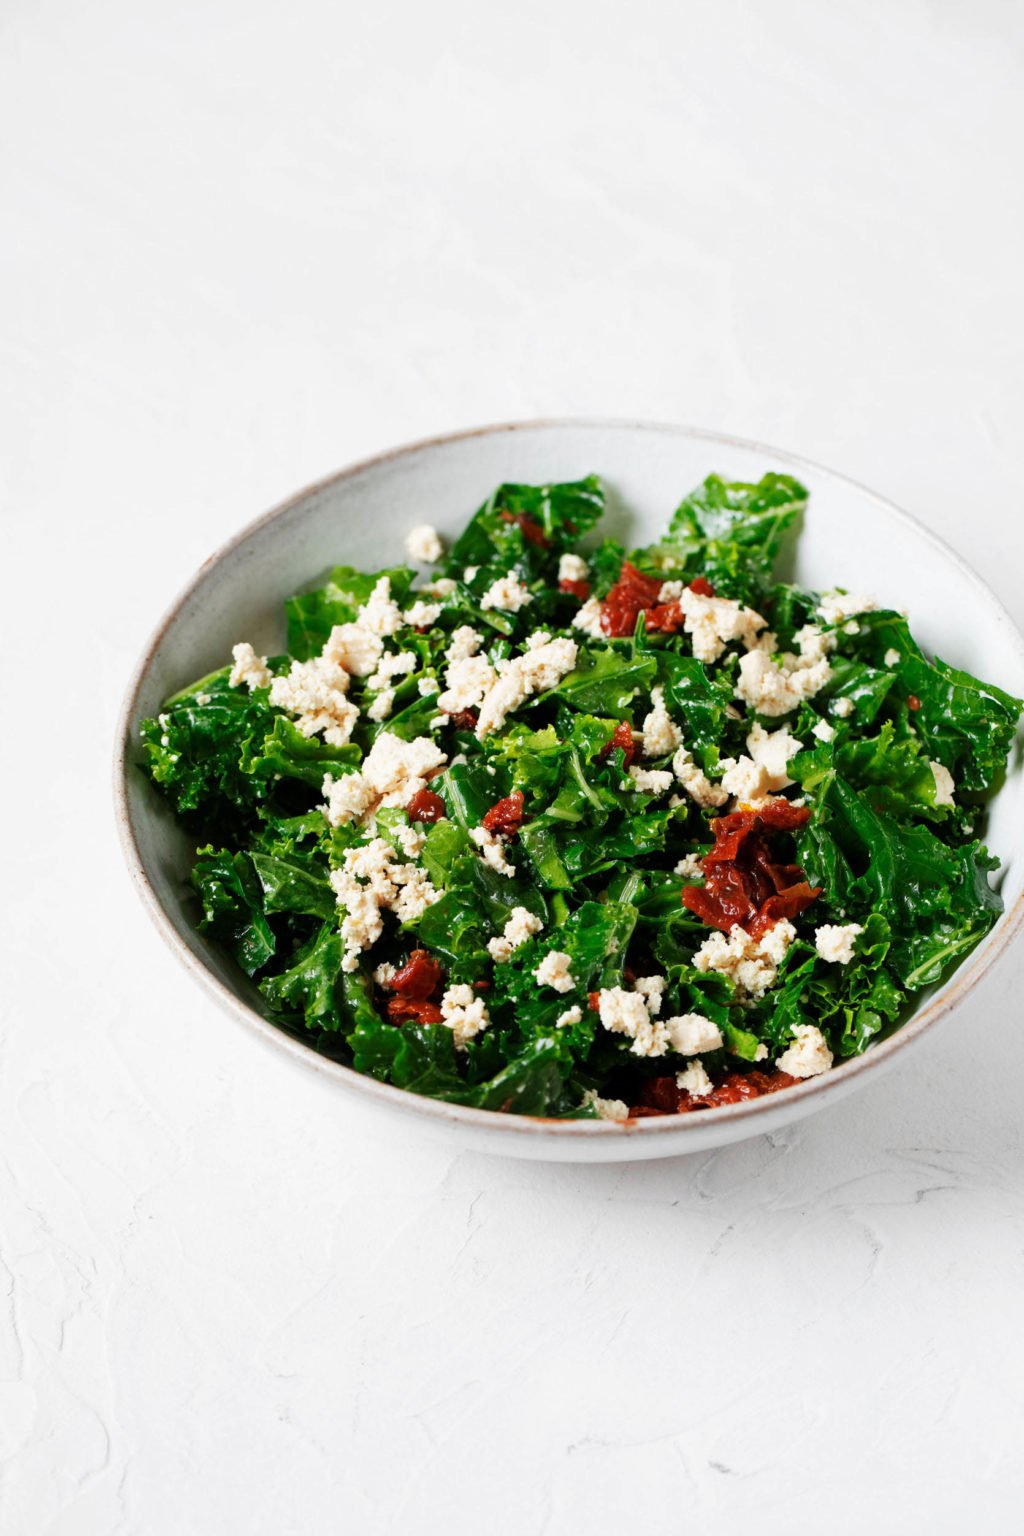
[476,637,577,738]
[229,641,272,691]
[884,647,901,668]
[470,825,516,877]
[633,975,666,1016]
[675,586,768,664]
[270,656,358,746]
[405,524,443,564]
[776,1023,833,1078]
[581,1089,630,1123]
[463,566,479,583]
[404,600,442,629]
[572,597,605,638]
[672,745,729,808]
[735,645,832,718]
[817,591,879,625]
[534,950,575,993]
[423,577,457,599]
[366,688,395,722]
[358,576,405,638]
[694,920,797,999]
[558,552,589,584]
[372,961,397,988]
[322,731,446,827]
[674,852,706,880]
[395,822,426,859]
[439,984,490,1049]
[556,1005,583,1028]
[832,697,854,718]
[323,622,383,678]
[417,676,439,696]
[815,922,864,965]
[487,906,543,962]
[445,625,484,663]
[437,654,498,715]
[930,760,955,807]
[481,573,533,613]
[642,686,683,758]
[720,722,804,804]
[676,1061,714,1098]
[596,987,668,1057]
[366,650,417,691]
[329,837,440,971]
[628,765,674,797]
[665,1013,724,1055]
[812,718,836,743]
[195,692,211,705]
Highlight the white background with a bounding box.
[3,1,1024,1531]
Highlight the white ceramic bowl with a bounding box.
[115,421,1024,1161]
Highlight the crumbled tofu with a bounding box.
[817,591,879,625]
[556,1005,583,1028]
[404,600,442,629]
[437,654,498,715]
[672,745,729,808]
[930,760,955,807]
[534,950,576,993]
[793,623,835,665]
[270,656,359,746]
[815,922,864,965]
[628,765,674,797]
[463,566,479,583]
[694,920,797,999]
[633,975,666,1016]
[558,552,589,584]
[323,623,384,678]
[322,731,447,827]
[812,718,836,743]
[776,1023,833,1078]
[884,648,901,668]
[674,852,706,880]
[366,650,418,691]
[720,722,804,804]
[525,629,552,650]
[395,822,426,859]
[417,676,439,696]
[476,637,578,737]
[358,577,405,637]
[665,1013,724,1054]
[445,625,484,663]
[843,620,861,636]
[679,587,768,664]
[676,1061,713,1098]
[366,687,395,722]
[439,983,490,1049]
[832,697,854,719]
[481,573,532,613]
[423,577,457,598]
[596,987,668,1057]
[470,825,516,876]
[735,645,832,718]
[329,837,440,971]
[487,905,543,962]
[642,686,684,758]
[581,1088,630,1122]
[229,641,272,691]
[658,580,684,602]
[405,523,444,563]
[373,961,397,987]
[195,692,211,705]
[572,597,605,638]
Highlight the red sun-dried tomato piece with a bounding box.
[908,694,921,711]
[499,510,550,548]
[406,787,446,823]
[559,577,592,600]
[385,997,444,1025]
[681,800,820,937]
[481,790,524,836]
[587,992,601,1012]
[645,601,687,634]
[598,720,636,770]
[629,1066,800,1117]
[599,561,664,637]
[688,575,715,597]
[448,709,479,731]
[389,948,444,1000]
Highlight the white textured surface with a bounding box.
[3,1,1024,1530]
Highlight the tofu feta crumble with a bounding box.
[141,472,1020,1123]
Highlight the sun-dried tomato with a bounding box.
[389,948,444,1000]
[499,510,550,549]
[385,997,444,1025]
[559,577,592,600]
[908,694,921,711]
[630,1066,799,1116]
[405,787,446,823]
[598,720,636,769]
[599,562,663,637]
[587,992,601,1012]
[644,601,687,634]
[481,790,524,836]
[448,709,478,731]
[681,799,820,936]
[688,575,715,597]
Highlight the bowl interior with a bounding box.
[117,422,1024,1158]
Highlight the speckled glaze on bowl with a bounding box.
[114,421,1024,1161]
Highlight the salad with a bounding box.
[140,473,1021,1120]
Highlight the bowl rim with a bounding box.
[113,417,1024,1142]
